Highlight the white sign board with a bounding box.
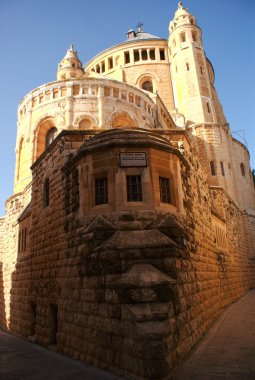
[119,152,147,167]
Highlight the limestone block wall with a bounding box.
[190,124,255,212]
[0,217,5,260]
[231,138,255,210]
[2,130,254,380]
[0,217,6,328]
[8,132,95,337]
[0,185,31,330]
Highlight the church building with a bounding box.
[0,3,254,379]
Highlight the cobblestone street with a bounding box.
[173,290,255,380]
[0,330,123,380]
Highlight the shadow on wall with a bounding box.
[0,262,6,329]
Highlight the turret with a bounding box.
[57,45,84,81]
[168,2,226,125]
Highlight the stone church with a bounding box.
[0,3,254,379]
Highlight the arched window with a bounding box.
[220,161,225,176]
[142,80,153,93]
[192,31,197,41]
[17,138,24,181]
[240,163,246,177]
[45,127,58,149]
[186,63,189,71]
[180,32,186,42]
[210,161,216,176]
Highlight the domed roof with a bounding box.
[85,25,164,70]
[127,30,161,41]
[126,23,161,42]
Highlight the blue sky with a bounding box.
[0,0,254,215]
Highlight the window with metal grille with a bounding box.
[95,178,108,205]
[126,175,142,202]
[159,177,171,203]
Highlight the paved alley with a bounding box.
[172,290,255,380]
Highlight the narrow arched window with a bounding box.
[180,32,186,42]
[220,162,225,176]
[240,163,246,177]
[186,63,189,71]
[43,178,50,208]
[210,161,216,176]
[17,138,24,181]
[142,81,153,93]
[45,127,57,148]
[192,31,197,41]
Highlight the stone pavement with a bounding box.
[0,330,123,380]
[172,289,255,380]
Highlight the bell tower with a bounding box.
[168,2,226,125]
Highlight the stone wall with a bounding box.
[1,130,253,380]
[0,217,5,260]
[0,217,6,327]
[0,185,31,330]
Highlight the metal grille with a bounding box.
[126,175,142,202]
[95,178,108,205]
[159,177,171,204]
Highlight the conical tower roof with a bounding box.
[57,44,84,81]
[169,2,197,32]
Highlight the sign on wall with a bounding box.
[119,152,147,167]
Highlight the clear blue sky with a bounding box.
[0,0,254,215]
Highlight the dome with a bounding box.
[127,31,161,41]
[126,23,161,42]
